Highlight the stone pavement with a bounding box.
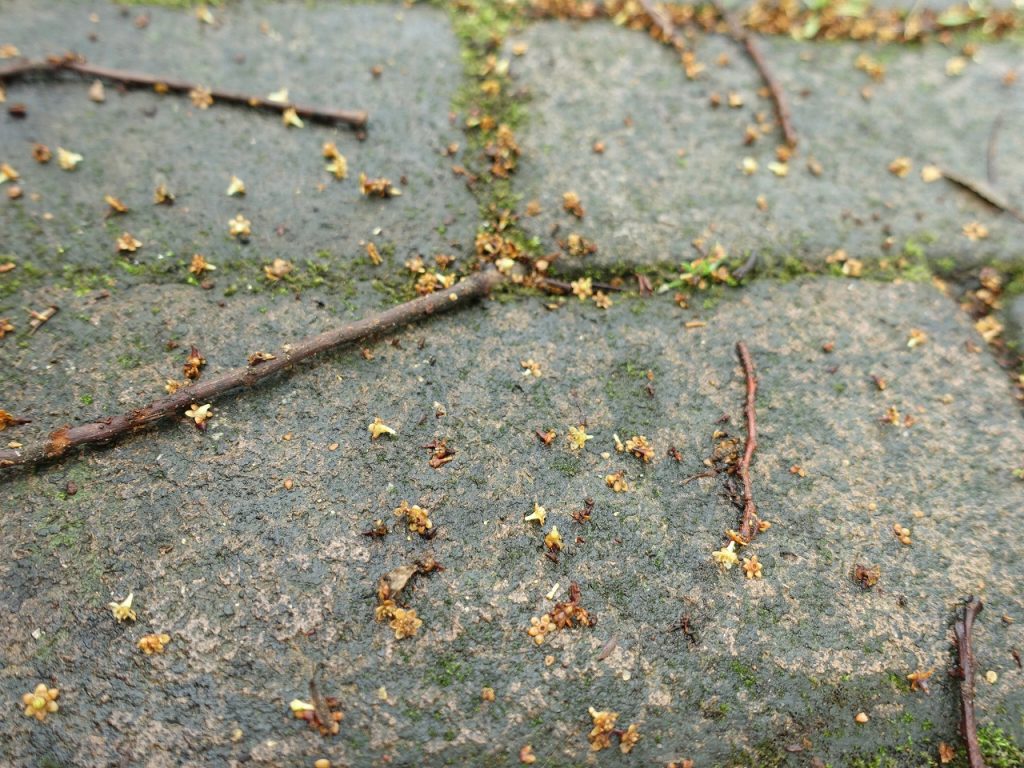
[1,2,1023,767]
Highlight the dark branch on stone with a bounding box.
[736,340,760,543]
[0,269,502,472]
[0,54,368,129]
[953,596,987,768]
[713,3,798,149]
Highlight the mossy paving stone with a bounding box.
[507,20,1024,277]
[0,0,473,309]
[1,277,1022,766]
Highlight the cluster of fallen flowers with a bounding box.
[526,582,596,645]
[373,556,444,640]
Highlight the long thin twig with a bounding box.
[0,269,502,471]
[940,167,1024,223]
[953,596,986,768]
[637,0,687,50]
[735,340,759,542]
[713,3,798,149]
[535,276,624,294]
[0,56,368,129]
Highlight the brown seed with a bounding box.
[284,479,294,491]
[854,712,869,723]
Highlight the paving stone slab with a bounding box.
[2,277,1022,767]
[508,20,1024,275]
[0,1,474,307]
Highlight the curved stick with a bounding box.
[0,269,502,472]
[736,340,759,542]
[954,596,986,768]
[0,57,368,129]
[713,3,798,149]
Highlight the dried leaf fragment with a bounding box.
[183,345,206,380]
[907,328,927,348]
[562,191,585,218]
[938,742,955,763]
[226,175,246,197]
[189,253,215,276]
[138,633,171,654]
[0,409,30,429]
[888,157,912,178]
[962,221,989,241]
[605,471,629,492]
[619,723,641,754]
[368,417,396,439]
[394,500,432,535]
[282,107,304,128]
[712,541,739,570]
[108,592,137,622]
[588,707,618,751]
[359,173,400,198]
[32,144,52,164]
[524,503,547,526]
[57,147,83,170]
[519,744,536,764]
[116,232,142,253]
[228,214,252,239]
[263,258,292,281]
[104,195,128,214]
[907,668,934,693]
[189,86,213,109]
[153,184,175,205]
[184,402,212,427]
[0,162,19,183]
[267,87,289,104]
[544,526,564,552]
[389,607,422,639]
[567,425,592,451]
[624,435,653,463]
[742,555,763,579]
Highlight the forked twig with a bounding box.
[735,340,759,542]
[953,596,986,768]
[0,55,368,129]
[713,2,798,149]
[0,269,502,471]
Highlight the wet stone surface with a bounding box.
[2,277,1023,767]
[508,21,1024,275]
[0,0,474,310]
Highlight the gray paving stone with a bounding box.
[0,1,474,306]
[508,20,1024,275]
[2,277,1022,766]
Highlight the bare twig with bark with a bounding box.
[0,55,368,129]
[0,269,502,471]
[940,168,1024,223]
[535,277,624,294]
[713,3,798,149]
[953,596,987,768]
[735,340,759,542]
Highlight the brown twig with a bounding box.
[713,3,797,149]
[0,56,368,129]
[735,340,759,542]
[535,277,624,294]
[0,269,502,471]
[940,168,1024,223]
[953,596,986,768]
[986,115,1003,185]
[637,0,687,50]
